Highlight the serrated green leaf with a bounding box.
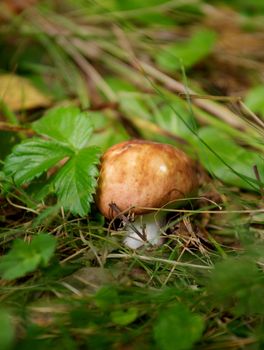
[154,303,204,350]
[54,146,101,216]
[0,234,56,280]
[3,106,101,216]
[4,138,73,186]
[0,309,15,350]
[25,175,55,202]
[33,106,93,150]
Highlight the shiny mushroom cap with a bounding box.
[96,139,198,219]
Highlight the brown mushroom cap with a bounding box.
[96,140,198,219]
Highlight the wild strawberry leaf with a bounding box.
[4,138,73,186]
[54,146,101,216]
[33,106,93,149]
[4,106,101,216]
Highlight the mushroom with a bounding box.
[96,140,198,249]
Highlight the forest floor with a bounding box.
[1,1,264,349]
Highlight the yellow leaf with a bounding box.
[0,74,52,111]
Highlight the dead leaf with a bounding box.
[0,73,52,111]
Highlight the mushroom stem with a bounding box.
[123,212,166,249]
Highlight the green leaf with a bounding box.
[0,309,15,350]
[154,303,204,350]
[31,234,57,265]
[88,111,129,151]
[111,307,138,326]
[0,240,41,280]
[196,127,264,190]
[156,29,216,71]
[105,77,136,92]
[4,106,101,216]
[54,146,101,216]
[33,106,93,149]
[4,138,73,186]
[115,0,166,11]
[154,100,197,139]
[0,234,56,280]
[245,85,264,116]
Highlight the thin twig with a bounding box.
[253,165,264,200]
[238,100,264,129]
[109,202,147,241]
[57,37,117,102]
[178,93,242,102]
[107,253,213,270]
[129,205,264,214]
[112,26,247,129]
[6,196,39,214]
[0,121,35,135]
[60,247,88,264]
[71,0,199,23]
[139,61,246,129]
